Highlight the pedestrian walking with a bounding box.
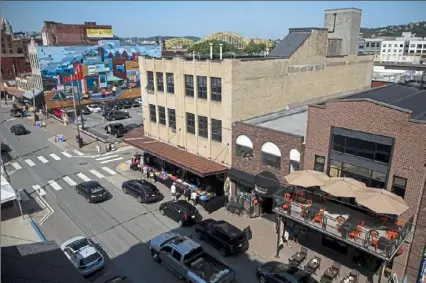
[171,182,177,201]
[283,229,291,248]
[190,190,198,206]
[142,166,148,180]
[185,186,191,201]
[149,169,155,183]
[292,226,300,245]
[96,143,101,156]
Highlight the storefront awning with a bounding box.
[124,131,229,177]
[228,168,255,189]
[23,88,43,99]
[7,90,25,98]
[254,171,280,197]
[107,75,123,82]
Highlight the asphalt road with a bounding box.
[0,110,265,283]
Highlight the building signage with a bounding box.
[87,64,109,75]
[255,185,268,195]
[86,28,113,38]
[125,61,139,70]
[417,244,426,283]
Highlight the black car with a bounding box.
[10,108,24,117]
[257,262,319,283]
[118,100,132,109]
[10,124,28,135]
[76,181,109,203]
[159,200,200,227]
[121,179,162,203]
[105,110,130,121]
[105,123,127,137]
[195,219,251,256]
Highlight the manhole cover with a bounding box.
[79,162,88,166]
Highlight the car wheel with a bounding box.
[259,275,268,283]
[122,187,127,194]
[86,197,91,203]
[219,247,228,257]
[137,195,143,203]
[178,219,184,227]
[76,188,80,194]
[112,117,116,121]
[160,208,165,215]
[126,115,129,119]
[151,250,161,263]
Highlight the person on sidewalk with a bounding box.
[292,226,300,245]
[149,169,155,183]
[283,229,291,248]
[184,186,191,202]
[142,166,148,180]
[171,182,177,201]
[190,190,198,206]
[96,143,101,156]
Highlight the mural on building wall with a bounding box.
[36,40,161,101]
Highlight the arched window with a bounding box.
[236,135,253,159]
[289,149,301,173]
[261,142,281,169]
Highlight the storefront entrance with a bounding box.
[252,171,280,218]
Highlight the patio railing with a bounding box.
[274,196,414,261]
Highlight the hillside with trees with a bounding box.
[361,21,426,38]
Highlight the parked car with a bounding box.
[159,200,200,226]
[105,110,130,121]
[132,98,142,107]
[195,219,251,256]
[76,181,109,203]
[60,236,105,276]
[52,108,63,119]
[105,123,127,137]
[10,124,28,135]
[79,106,91,115]
[87,104,102,113]
[257,262,319,283]
[121,179,162,203]
[117,100,132,109]
[149,232,235,283]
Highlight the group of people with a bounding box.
[142,165,157,183]
[170,182,198,205]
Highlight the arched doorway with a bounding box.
[289,149,301,173]
[253,171,280,216]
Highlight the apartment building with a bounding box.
[380,40,406,56]
[407,40,426,55]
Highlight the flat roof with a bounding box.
[244,105,308,138]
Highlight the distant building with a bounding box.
[41,21,113,46]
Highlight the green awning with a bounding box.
[107,76,123,82]
[23,88,43,99]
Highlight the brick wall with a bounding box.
[232,122,305,185]
[371,81,390,88]
[304,100,426,280]
[46,23,112,46]
[1,57,27,80]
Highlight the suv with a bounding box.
[105,123,127,137]
[105,110,129,121]
[121,179,162,203]
[60,236,104,276]
[195,219,251,256]
[159,200,201,227]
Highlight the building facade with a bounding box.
[407,40,426,55]
[358,38,383,55]
[303,84,426,280]
[380,40,406,56]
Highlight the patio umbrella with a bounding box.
[284,170,330,187]
[320,177,366,198]
[355,188,409,215]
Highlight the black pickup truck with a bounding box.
[195,219,251,257]
[105,123,127,137]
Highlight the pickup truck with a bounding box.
[150,232,235,283]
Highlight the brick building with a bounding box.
[304,83,426,280]
[41,21,113,46]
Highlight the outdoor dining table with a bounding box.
[340,275,358,283]
[289,252,306,267]
[322,267,339,281]
[304,258,320,274]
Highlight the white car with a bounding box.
[61,236,104,276]
[87,104,102,113]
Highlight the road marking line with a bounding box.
[89,169,105,179]
[33,185,46,196]
[96,154,119,161]
[11,162,22,170]
[25,159,36,167]
[50,153,61,160]
[63,176,77,186]
[77,173,91,182]
[100,157,124,164]
[37,156,49,163]
[101,167,117,175]
[73,150,84,156]
[61,151,72,158]
[48,180,62,191]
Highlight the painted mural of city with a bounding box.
[37,40,162,101]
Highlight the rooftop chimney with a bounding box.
[209,43,213,60]
[219,43,223,60]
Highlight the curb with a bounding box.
[29,219,47,242]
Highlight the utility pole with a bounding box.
[70,76,81,141]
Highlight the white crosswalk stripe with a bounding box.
[77,173,91,182]
[33,185,46,196]
[100,157,123,164]
[37,156,49,163]
[73,150,84,156]
[48,180,62,191]
[89,169,105,179]
[101,167,117,175]
[96,155,119,161]
[25,159,36,167]
[61,151,72,158]
[11,162,22,170]
[50,153,61,160]
[63,176,77,186]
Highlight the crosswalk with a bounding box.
[94,154,124,164]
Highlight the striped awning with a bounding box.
[23,88,43,99]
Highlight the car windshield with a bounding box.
[90,186,105,194]
[80,252,101,266]
[70,238,90,250]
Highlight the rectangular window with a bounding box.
[391,176,407,199]
[211,119,222,142]
[366,43,370,47]
[236,145,253,159]
[185,75,194,97]
[166,73,174,94]
[262,153,281,170]
[314,155,325,172]
[186,113,195,134]
[168,109,176,129]
[211,77,222,102]
[149,104,156,123]
[158,106,166,125]
[198,115,208,138]
[197,76,207,100]
[147,71,154,92]
[156,72,164,92]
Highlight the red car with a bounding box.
[52,108,63,119]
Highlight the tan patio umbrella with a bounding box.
[284,170,330,187]
[320,177,366,198]
[355,188,409,215]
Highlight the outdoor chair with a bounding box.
[304,255,321,274]
[349,269,360,281]
[320,262,340,283]
[369,230,379,250]
[331,262,341,276]
[313,212,324,225]
[289,247,308,267]
[395,218,404,228]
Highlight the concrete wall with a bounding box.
[304,100,426,280]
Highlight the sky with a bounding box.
[2,1,426,39]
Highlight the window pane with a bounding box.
[211,119,222,142]
[344,137,375,160]
[375,143,391,164]
[393,176,407,187]
[185,75,194,97]
[314,155,325,172]
[370,171,387,188]
[332,135,345,152]
[186,113,195,134]
[262,152,280,169]
[149,104,156,122]
[329,160,342,177]
[197,76,207,99]
[236,145,253,159]
[342,163,371,179]
[147,71,154,92]
[156,72,164,92]
[166,73,174,94]
[198,115,208,138]
[158,106,166,125]
[168,109,176,129]
[211,77,222,102]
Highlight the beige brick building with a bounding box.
[139,28,373,168]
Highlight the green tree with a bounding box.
[187,40,239,55]
[244,40,267,54]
